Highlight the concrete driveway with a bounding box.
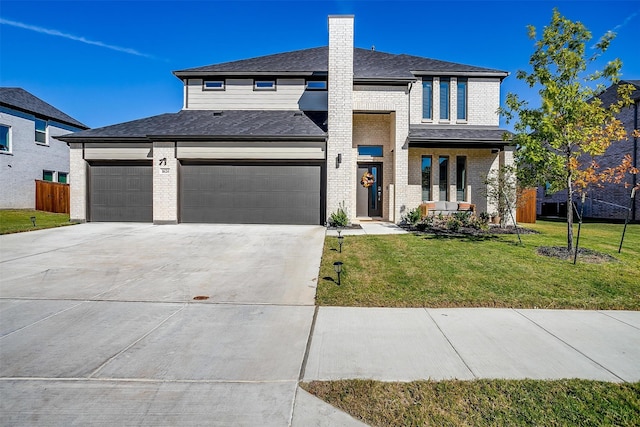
[0,223,329,426]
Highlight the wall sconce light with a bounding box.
[336,153,342,168]
[333,261,343,286]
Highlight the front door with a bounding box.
[356,163,383,217]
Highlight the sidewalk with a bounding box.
[326,221,408,236]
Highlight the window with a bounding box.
[440,78,450,121]
[456,156,467,201]
[421,156,432,201]
[43,170,54,182]
[254,80,276,90]
[358,145,383,157]
[306,80,327,90]
[35,118,47,144]
[422,78,433,120]
[203,80,225,90]
[58,172,68,184]
[439,156,449,200]
[0,125,10,152]
[457,78,467,121]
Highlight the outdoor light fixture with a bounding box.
[333,261,343,286]
[30,216,36,227]
[337,234,344,253]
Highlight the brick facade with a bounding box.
[152,141,178,224]
[69,143,86,222]
[326,15,355,221]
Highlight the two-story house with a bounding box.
[1,88,88,209]
[538,80,639,222]
[58,15,513,225]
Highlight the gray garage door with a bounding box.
[180,164,322,224]
[89,165,153,222]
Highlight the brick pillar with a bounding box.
[152,141,178,224]
[69,143,86,222]
[326,15,354,222]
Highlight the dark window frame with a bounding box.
[421,155,432,201]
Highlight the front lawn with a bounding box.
[0,209,76,234]
[302,379,640,427]
[317,221,640,309]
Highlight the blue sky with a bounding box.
[1,0,638,129]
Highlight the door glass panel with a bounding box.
[370,166,377,210]
[439,156,448,201]
[421,156,432,200]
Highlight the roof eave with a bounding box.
[148,134,327,142]
[353,77,416,85]
[173,70,322,79]
[412,71,510,79]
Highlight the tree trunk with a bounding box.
[566,171,574,253]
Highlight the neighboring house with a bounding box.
[0,88,88,209]
[537,80,639,222]
[57,15,513,225]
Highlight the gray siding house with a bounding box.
[1,88,88,209]
[58,16,513,225]
[538,80,639,222]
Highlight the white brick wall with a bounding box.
[152,141,178,224]
[408,147,500,215]
[409,77,501,126]
[69,143,86,222]
[326,15,355,222]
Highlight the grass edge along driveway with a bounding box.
[0,209,77,234]
[316,221,639,310]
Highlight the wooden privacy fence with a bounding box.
[516,188,537,224]
[35,180,70,214]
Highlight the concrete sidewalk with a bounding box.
[302,307,640,383]
[326,221,408,236]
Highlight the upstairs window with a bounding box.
[306,81,327,90]
[0,125,10,153]
[457,78,468,121]
[58,172,68,184]
[203,80,225,90]
[439,78,450,121]
[422,78,433,120]
[254,80,276,90]
[35,118,48,144]
[43,170,54,182]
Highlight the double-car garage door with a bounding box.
[88,163,322,224]
[180,164,322,225]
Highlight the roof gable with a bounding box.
[0,87,88,129]
[174,47,508,80]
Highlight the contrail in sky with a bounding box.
[610,10,638,31]
[0,17,156,59]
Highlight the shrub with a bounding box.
[404,207,422,226]
[446,216,463,232]
[329,202,349,227]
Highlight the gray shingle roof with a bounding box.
[56,110,327,142]
[0,87,88,129]
[410,125,512,145]
[174,47,508,80]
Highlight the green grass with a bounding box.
[302,379,640,427]
[318,221,640,309]
[0,209,77,234]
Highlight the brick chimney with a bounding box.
[327,15,354,221]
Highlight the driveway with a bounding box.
[0,223,327,426]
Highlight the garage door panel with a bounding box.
[180,164,322,225]
[90,165,152,222]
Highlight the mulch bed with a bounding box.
[536,246,618,263]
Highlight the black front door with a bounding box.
[356,163,383,217]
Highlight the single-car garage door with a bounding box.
[89,164,153,222]
[180,164,322,224]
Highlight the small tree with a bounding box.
[502,9,637,252]
[484,165,517,228]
